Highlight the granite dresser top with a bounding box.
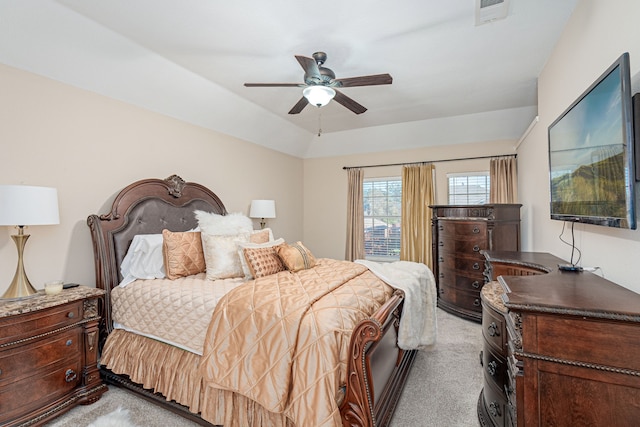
[480,281,507,314]
[0,286,105,318]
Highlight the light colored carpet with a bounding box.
[45,308,482,427]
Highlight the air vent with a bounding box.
[476,0,510,25]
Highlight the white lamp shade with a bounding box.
[249,200,276,219]
[0,185,60,226]
[303,86,336,107]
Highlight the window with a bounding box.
[448,172,490,204]
[363,178,401,261]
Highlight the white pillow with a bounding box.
[237,238,285,279]
[201,233,251,280]
[119,234,165,287]
[194,211,253,236]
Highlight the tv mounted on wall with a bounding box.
[548,52,636,229]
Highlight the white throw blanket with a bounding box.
[355,259,437,350]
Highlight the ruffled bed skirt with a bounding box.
[100,329,293,427]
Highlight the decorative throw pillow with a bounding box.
[194,210,253,236]
[250,228,274,244]
[162,229,206,280]
[242,242,286,279]
[201,233,250,280]
[276,241,317,272]
[238,238,285,279]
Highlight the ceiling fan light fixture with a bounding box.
[303,85,336,107]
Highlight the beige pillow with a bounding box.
[238,238,285,279]
[201,233,250,280]
[162,230,205,280]
[250,228,274,244]
[242,242,286,279]
[276,241,316,272]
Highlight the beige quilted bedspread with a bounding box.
[111,273,246,354]
[200,258,393,427]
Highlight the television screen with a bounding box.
[548,52,636,229]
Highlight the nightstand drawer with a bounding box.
[0,327,82,384]
[0,301,83,346]
[0,358,82,420]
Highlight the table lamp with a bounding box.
[249,199,276,229]
[0,185,60,299]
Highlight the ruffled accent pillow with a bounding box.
[238,238,285,279]
[201,233,250,280]
[162,229,206,280]
[242,242,286,278]
[276,241,316,272]
[194,210,253,236]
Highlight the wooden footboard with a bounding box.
[341,290,417,427]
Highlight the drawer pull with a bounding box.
[472,262,480,270]
[66,339,73,346]
[489,401,501,418]
[439,225,443,231]
[65,369,77,383]
[487,360,497,376]
[439,241,444,247]
[473,298,481,307]
[67,312,75,319]
[473,245,480,252]
[472,227,480,234]
[439,272,444,279]
[0,368,2,376]
[479,350,483,367]
[438,257,444,263]
[471,281,480,289]
[488,321,500,337]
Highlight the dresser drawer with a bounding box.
[0,301,83,346]
[0,327,82,384]
[482,344,507,391]
[482,303,506,352]
[0,358,82,421]
[438,286,481,311]
[438,268,483,292]
[438,220,487,237]
[483,379,508,427]
[436,236,485,257]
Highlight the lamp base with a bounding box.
[2,232,39,299]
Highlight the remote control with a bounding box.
[558,264,583,272]
[62,283,80,289]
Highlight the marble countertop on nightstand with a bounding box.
[0,286,105,318]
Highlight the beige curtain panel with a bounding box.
[489,156,518,203]
[345,168,365,261]
[400,164,435,268]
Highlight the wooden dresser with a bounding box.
[0,286,107,426]
[478,251,640,427]
[430,204,521,322]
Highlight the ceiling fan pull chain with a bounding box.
[317,108,323,137]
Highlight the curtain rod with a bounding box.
[342,153,517,170]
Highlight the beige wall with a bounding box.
[518,0,640,292]
[0,64,303,296]
[303,140,516,260]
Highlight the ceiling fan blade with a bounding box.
[295,55,321,80]
[244,83,304,87]
[288,97,308,114]
[333,73,393,87]
[333,90,367,114]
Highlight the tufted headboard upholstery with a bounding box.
[87,175,226,336]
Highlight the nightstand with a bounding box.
[0,286,107,426]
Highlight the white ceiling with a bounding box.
[0,0,578,158]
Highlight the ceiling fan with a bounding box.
[244,51,392,115]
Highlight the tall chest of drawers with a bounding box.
[430,204,521,322]
[0,286,107,426]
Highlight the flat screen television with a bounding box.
[548,52,636,229]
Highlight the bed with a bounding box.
[87,175,434,427]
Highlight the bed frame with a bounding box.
[87,175,416,427]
